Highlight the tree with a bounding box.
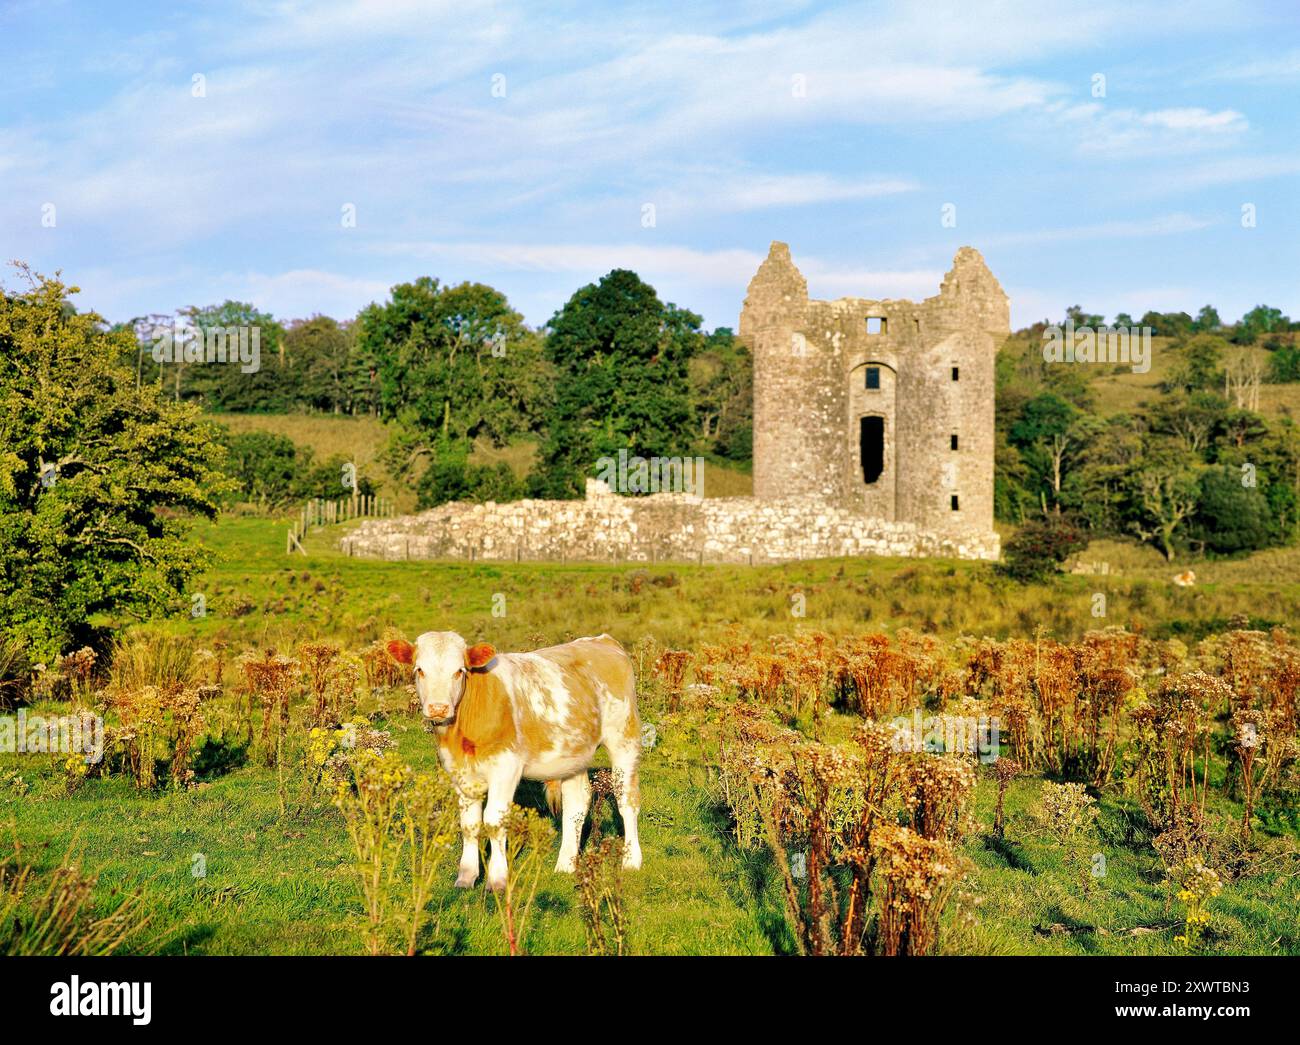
[357,278,550,497]
[1064,305,1104,328]
[1149,391,1226,456]
[178,301,288,411]
[1191,465,1273,555]
[1061,413,1145,533]
[1234,305,1288,345]
[1223,348,1263,410]
[998,515,1088,582]
[1193,305,1221,333]
[283,315,364,413]
[1008,393,1080,512]
[689,327,752,461]
[530,270,701,498]
[0,267,232,659]
[1128,446,1202,560]
[1162,334,1226,393]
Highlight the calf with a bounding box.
[387,632,642,891]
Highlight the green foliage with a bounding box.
[530,270,701,497]
[998,515,1088,581]
[0,267,233,660]
[415,439,524,508]
[1190,465,1274,554]
[357,277,551,500]
[1162,334,1227,393]
[688,327,752,461]
[282,316,369,415]
[179,301,288,412]
[218,428,375,507]
[1233,304,1289,345]
[1266,342,1300,383]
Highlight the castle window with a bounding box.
[860,416,884,485]
[951,495,960,511]
[950,433,959,450]
[865,366,880,390]
[951,365,960,381]
[866,316,886,335]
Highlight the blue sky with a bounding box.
[2,0,1298,332]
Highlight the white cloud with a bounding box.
[983,213,1213,247]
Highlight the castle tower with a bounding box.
[740,242,837,501]
[740,244,1009,539]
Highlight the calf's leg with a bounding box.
[483,760,523,892]
[455,792,482,888]
[554,773,592,873]
[608,742,642,870]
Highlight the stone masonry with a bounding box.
[340,244,1007,564]
[339,479,1000,563]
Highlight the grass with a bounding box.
[6,516,1300,955]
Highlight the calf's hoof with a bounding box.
[622,850,643,871]
[454,872,478,889]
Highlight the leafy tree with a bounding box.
[993,430,1034,523]
[1266,342,1300,383]
[1064,305,1104,328]
[0,267,232,659]
[218,428,375,507]
[1162,334,1226,393]
[689,327,752,462]
[1193,305,1221,332]
[530,270,701,497]
[1190,465,1273,554]
[177,301,288,411]
[415,442,523,509]
[1128,444,1202,560]
[1233,305,1288,345]
[357,278,550,497]
[1061,413,1145,533]
[220,430,299,505]
[1008,393,1081,511]
[283,316,364,413]
[1139,310,1194,341]
[1149,391,1227,456]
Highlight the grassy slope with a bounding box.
[7,517,1300,955]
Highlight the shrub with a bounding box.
[998,516,1088,582]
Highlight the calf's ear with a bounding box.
[466,643,496,669]
[387,639,415,665]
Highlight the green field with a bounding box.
[5,515,1300,955]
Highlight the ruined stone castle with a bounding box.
[340,244,1007,564]
[741,242,1008,538]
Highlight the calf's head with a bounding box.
[387,632,497,724]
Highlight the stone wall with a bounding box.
[338,480,1000,563]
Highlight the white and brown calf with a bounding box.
[387,632,642,891]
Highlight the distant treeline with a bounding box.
[1000,304,1300,560]
[112,271,751,509]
